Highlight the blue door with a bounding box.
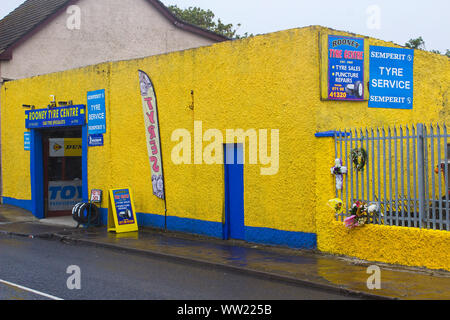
[223,144,245,240]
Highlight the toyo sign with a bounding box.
[48,181,83,211]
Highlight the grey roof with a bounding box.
[0,0,72,55]
[0,0,228,57]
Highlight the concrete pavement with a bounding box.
[0,204,449,300]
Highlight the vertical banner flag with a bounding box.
[328,35,365,101]
[369,46,414,109]
[138,70,165,199]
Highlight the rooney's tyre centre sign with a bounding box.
[328,35,365,101]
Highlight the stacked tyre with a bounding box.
[72,202,100,227]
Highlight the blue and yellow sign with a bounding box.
[25,105,86,129]
[107,188,138,233]
[328,35,365,101]
[369,46,414,109]
[87,89,106,134]
[24,132,31,151]
[49,138,82,157]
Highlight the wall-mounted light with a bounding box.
[22,104,35,109]
[48,95,57,108]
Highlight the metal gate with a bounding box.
[334,123,449,231]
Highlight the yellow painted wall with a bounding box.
[314,137,450,271]
[1,63,111,202]
[105,27,320,233]
[2,27,321,235]
[313,27,450,271]
[1,26,449,270]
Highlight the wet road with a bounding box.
[0,234,356,300]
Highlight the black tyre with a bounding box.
[72,202,84,218]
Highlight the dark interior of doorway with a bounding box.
[41,127,82,218]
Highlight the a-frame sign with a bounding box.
[107,188,138,233]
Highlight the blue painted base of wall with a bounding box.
[3,197,33,212]
[245,226,317,249]
[100,208,317,249]
[98,209,223,238]
[3,199,317,250]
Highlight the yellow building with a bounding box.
[2,26,449,271]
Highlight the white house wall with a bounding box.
[0,0,215,80]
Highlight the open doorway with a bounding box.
[41,127,82,217]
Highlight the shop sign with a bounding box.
[90,189,102,203]
[107,188,138,233]
[48,180,83,211]
[49,138,82,157]
[88,134,104,147]
[139,70,165,200]
[25,105,86,129]
[24,132,31,151]
[87,89,106,134]
[369,46,414,109]
[328,35,365,101]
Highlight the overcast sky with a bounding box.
[1,0,449,52]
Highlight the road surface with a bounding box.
[0,234,356,300]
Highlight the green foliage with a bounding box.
[405,36,425,50]
[168,5,252,39]
[406,37,449,58]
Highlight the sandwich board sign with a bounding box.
[107,188,138,233]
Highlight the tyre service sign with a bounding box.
[369,46,414,109]
[87,89,106,134]
[107,188,138,233]
[24,132,31,151]
[328,35,365,101]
